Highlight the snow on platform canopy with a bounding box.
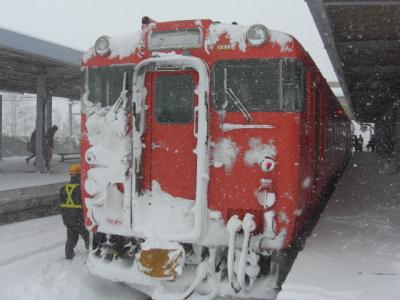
[0,27,82,99]
[278,153,400,300]
[306,1,400,123]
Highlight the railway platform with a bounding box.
[278,153,400,300]
[0,156,71,224]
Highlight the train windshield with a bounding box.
[213,59,303,112]
[85,65,133,107]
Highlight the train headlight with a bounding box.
[246,24,269,47]
[95,35,111,56]
[260,157,275,173]
[256,179,276,208]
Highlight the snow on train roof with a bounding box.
[83,30,143,63]
[204,23,293,53]
[83,21,293,63]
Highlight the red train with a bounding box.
[81,17,351,299]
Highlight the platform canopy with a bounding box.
[0,27,83,99]
[306,0,400,123]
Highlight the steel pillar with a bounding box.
[45,92,52,132]
[0,94,2,160]
[68,99,73,136]
[35,76,47,173]
[394,102,400,172]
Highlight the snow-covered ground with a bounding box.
[1,153,398,300]
[0,215,149,300]
[0,156,71,191]
[279,153,400,300]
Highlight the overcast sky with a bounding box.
[0,0,337,81]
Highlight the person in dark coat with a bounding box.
[59,164,89,259]
[351,135,358,153]
[357,134,364,152]
[368,135,376,152]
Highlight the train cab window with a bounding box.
[155,74,194,123]
[85,65,133,107]
[213,59,304,112]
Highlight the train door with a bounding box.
[147,71,198,200]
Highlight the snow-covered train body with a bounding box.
[81,18,351,299]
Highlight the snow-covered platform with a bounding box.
[278,153,400,300]
[0,156,70,191]
[0,156,73,224]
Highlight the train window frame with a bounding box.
[83,64,134,108]
[153,73,195,124]
[212,58,305,113]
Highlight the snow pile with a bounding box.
[84,95,131,233]
[108,31,144,58]
[211,137,240,171]
[132,181,196,239]
[269,30,293,52]
[204,23,248,53]
[85,104,130,194]
[244,138,276,166]
[83,30,144,62]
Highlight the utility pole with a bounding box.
[35,76,47,173]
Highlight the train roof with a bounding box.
[83,19,306,65]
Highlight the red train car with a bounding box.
[81,18,351,299]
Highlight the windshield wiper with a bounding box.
[223,68,253,122]
[225,88,253,122]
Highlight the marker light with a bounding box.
[95,35,111,56]
[246,24,269,47]
[260,157,275,173]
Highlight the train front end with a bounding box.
[81,18,305,299]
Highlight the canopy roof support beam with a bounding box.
[45,92,52,132]
[324,1,400,6]
[305,0,355,119]
[0,95,2,160]
[35,76,46,173]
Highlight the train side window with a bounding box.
[155,74,194,123]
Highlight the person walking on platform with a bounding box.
[357,134,364,152]
[59,164,89,260]
[351,135,358,153]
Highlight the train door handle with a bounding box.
[193,106,199,138]
[152,143,161,150]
